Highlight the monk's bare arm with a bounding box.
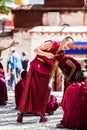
[34,41,54,59]
[0,41,19,51]
[49,61,58,82]
[61,69,68,77]
[66,59,76,80]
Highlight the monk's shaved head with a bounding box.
[75,70,87,82]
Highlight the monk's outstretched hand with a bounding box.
[10,41,20,47]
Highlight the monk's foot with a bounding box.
[56,123,64,128]
[58,102,62,107]
[39,116,48,123]
[17,113,23,123]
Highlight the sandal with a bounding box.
[39,116,48,123]
[56,123,64,128]
[17,113,23,123]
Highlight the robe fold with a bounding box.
[0,63,8,105]
[15,78,26,109]
[62,82,87,128]
[58,56,81,92]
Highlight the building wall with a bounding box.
[12,6,87,28]
[44,0,84,7]
[13,10,43,28]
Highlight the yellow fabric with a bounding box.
[37,57,44,63]
[14,0,24,5]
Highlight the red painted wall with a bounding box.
[44,0,84,7]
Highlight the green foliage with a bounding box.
[0,0,13,5]
[0,0,12,14]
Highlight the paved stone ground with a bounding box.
[0,91,73,130]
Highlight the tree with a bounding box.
[0,0,12,14]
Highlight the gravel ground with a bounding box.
[0,91,73,130]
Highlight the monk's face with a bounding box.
[62,39,73,50]
[85,78,87,82]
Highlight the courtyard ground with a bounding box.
[0,91,73,130]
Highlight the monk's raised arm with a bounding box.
[34,41,54,59]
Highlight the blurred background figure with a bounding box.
[7,47,22,91]
[21,52,29,71]
[0,40,20,92]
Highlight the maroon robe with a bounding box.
[62,82,87,128]
[0,66,8,105]
[18,41,62,115]
[46,94,58,115]
[15,78,26,109]
[58,56,81,92]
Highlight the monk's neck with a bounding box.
[57,42,64,53]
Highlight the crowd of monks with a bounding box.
[0,37,87,129]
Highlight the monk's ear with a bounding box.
[85,78,87,82]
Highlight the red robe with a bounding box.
[0,67,8,105]
[46,94,58,115]
[58,55,81,92]
[15,78,26,109]
[18,41,62,115]
[62,82,87,128]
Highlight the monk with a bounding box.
[17,36,74,123]
[0,64,8,105]
[58,55,81,92]
[56,70,87,129]
[15,70,27,109]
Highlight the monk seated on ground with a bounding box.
[15,70,27,109]
[56,70,87,129]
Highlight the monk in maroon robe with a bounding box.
[17,36,74,123]
[0,65,8,105]
[56,70,87,129]
[46,86,58,115]
[15,70,27,109]
[46,94,58,115]
[58,55,81,92]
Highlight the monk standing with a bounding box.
[17,36,74,123]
